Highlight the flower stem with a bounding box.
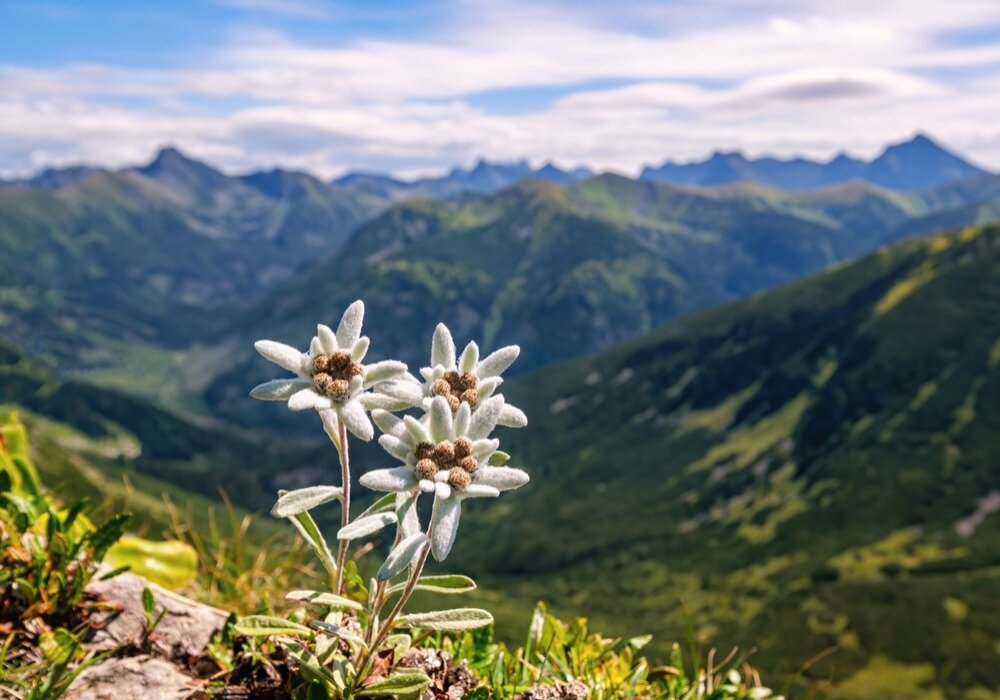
[353,528,432,689]
[334,415,351,595]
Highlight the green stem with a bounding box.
[353,526,433,689]
[334,415,351,595]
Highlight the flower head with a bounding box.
[250,300,408,440]
[382,323,527,429]
[360,395,529,560]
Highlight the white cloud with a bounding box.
[0,0,998,177]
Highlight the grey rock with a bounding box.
[86,572,227,655]
[65,655,197,700]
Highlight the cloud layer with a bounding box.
[1,0,998,178]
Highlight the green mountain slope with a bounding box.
[205,174,1000,431]
[0,339,331,519]
[0,148,385,363]
[451,224,1000,697]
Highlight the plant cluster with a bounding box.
[242,300,530,697]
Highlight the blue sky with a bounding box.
[1,0,998,177]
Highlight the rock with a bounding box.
[516,680,590,700]
[86,572,227,655]
[64,655,198,700]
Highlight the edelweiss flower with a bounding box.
[250,300,408,441]
[382,323,527,429]
[360,395,529,560]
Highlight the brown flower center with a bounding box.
[430,370,479,411]
[312,351,363,400]
[413,437,477,488]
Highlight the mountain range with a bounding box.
[640,133,989,190]
[11,133,991,202]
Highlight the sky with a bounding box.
[1,0,998,179]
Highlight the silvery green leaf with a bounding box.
[473,466,529,492]
[377,533,429,580]
[285,642,341,687]
[498,403,528,428]
[476,345,519,378]
[468,395,503,439]
[389,574,476,595]
[339,399,374,441]
[431,323,456,369]
[357,492,397,519]
[285,508,338,583]
[403,415,431,445]
[382,633,412,657]
[309,620,366,646]
[359,467,417,493]
[250,378,310,401]
[429,396,453,442]
[453,402,471,436]
[336,300,365,349]
[235,616,314,638]
[254,340,307,374]
[396,492,421,538]
[355,670,431,696]
[397,608,493,631]
[364,360,408,385]
[271,486,343,517]
[371,409,406,438]
[288,388,332,411]
[378,434,411,461]
[459,341,479,375]
[488,450,511,465]
[352,336,370,362]
[286,590,363,611]
[337,511,397,540]
[316,324,338,354]
[429,496,461,561]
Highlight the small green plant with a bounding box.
[435,603,781,699]
[241,301,529,697]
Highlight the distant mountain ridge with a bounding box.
[334,158,595,201]
[11,133,988,201]
[641,133,988,190]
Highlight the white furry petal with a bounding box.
[359,467,418,492]
[474,466,529,492]
[475,345,520,378]
[255,340,308,374]
[459,341,480,375]
[371,409,406,439]
[352,336,370,362]
[288,388,332,411]
[431,323,456,370]
[250,378,310,401]
[429,497,462,561]
[336,300,365,349]
[379,434,412,462]
[339,399,374,441]
[498,403,528,428]
[317,324,338,354]
[364,360,408,386]
[429,396,454,443]
[468,395,503,439]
